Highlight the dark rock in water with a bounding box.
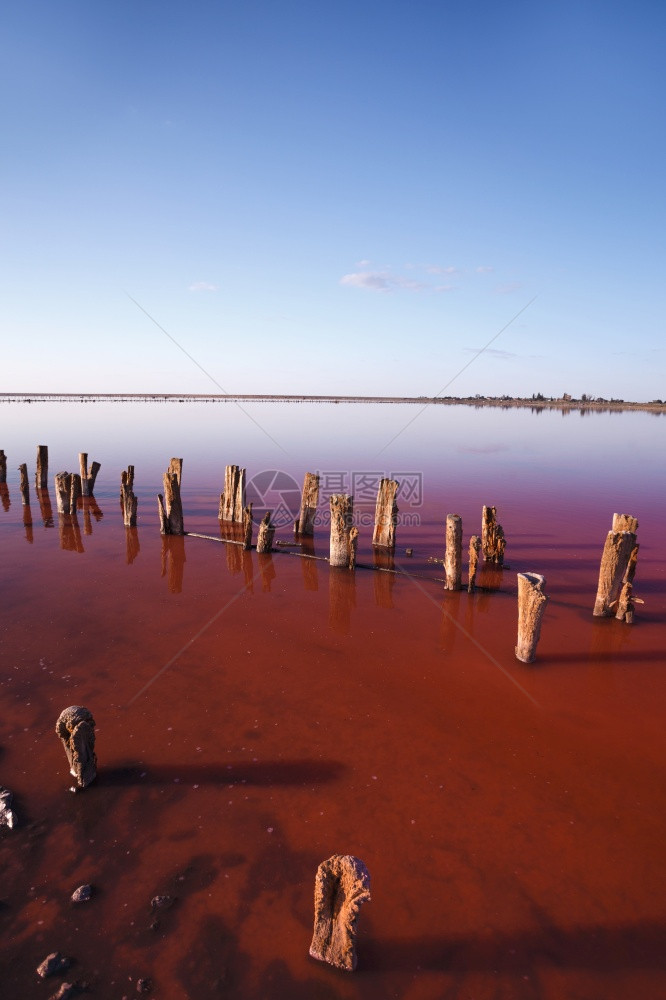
[0,786,17,828]
[55,706,97,789]
[49,984,76,1000]
[71,884,93,904]
[137,977,152,994]
[36,952,71,978]
[150,894,173,910]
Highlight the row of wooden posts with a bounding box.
[2,448,640,664]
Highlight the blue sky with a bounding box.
[2,1,664,399]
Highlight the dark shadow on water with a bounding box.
[97,758,347,788]
[535,649,665,666]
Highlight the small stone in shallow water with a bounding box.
[49,984,76,1000]
[0,786,17,828]
[36,952,71,978]
[137,977,152,994]
[150,894,173,910]
[71,884,93,903]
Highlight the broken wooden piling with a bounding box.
[79,453,101,497]
[444,513,462,590]
[372,478,399,549]
[468,534,481,593]
[35,445,48,489]
[615,541,639,622]
[54,472,73,515]
[294,472,320,535]
[612,513,639,532]
[121,466,138,527]
[593,525,637,617]
[329,494,355,568]
[55,706,97,789]
[158,459,184,535]
[256,511,275,553]
[482,505,506,564]
[515,572,548,663]
[70,473,82,510]
[242,504,253,550]
[218,465,245,523]
[0,450,6,484]
[120,464,135,501]
[18,463,29,506]
[309,855,371,972]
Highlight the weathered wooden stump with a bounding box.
[612,513,639,532]
[593,530,637,617]
[295,472,320,535]
[158,459,184,535]
[54,472,73,515]
[242,504,253,550]
[329,495,355,568]
[18,463,30,506]
[515,572,548,663]
[79,453,101,497]
[482,505,506,564]
[444,513,462,590]
[467,534,481,592]
[256,511,275,553]
[70,472,82,510]
[120,464,135,500]
[0,450,6,483]
[121,466,138,527]
[614,538,639,622]
[218,465,245,523]
[309,854,371,972]
[372,478,399,549]
[35,445,48,489]
[55,706,97,789]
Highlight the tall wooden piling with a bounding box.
[35,445,48,489]
[120,464,135,502]
[158,461,184,536]
[18,464,30,506]
[121,466,138,528]
[0,450,6,484]
[444,513,462,590]
[79,453,101,497]
[54,472,73,515]
[309,855,371,972]
[295,472,320,535]
[70,473,82,510]
[468,534,481,593]
[219,465,245,523]
[482,505,505,564]
[256,511,275,553]
[615,542,639,623]
[593,529,637,616]
[372,478,399,549]
[242,505,253,550]
[329,494,355,568]
[515,572,548,663]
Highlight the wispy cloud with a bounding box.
[476,265,494,274]
[426,264,459,276]
[463,346,543,360]
[188,281,218,292]
[340,271,427,292]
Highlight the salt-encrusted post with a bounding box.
[593,528,637,617]
[18,464,30,506]
[256,511,275,553]
[120,466,138,527]
[468,534,481,593]
[55,706,97,789]
[372,478,399,549]
[79,453,101,497]
[242,504,253,550]
[35,445,48,489]
[158,459,184,535]
[329,494,355,568]
[444,513,462,590]
[309,855,371,972]
[294,472,320,535]
[54,472,73,515]
[515,572,549,663]
[482,505,506,564]
[0,450,6,483]
[612,513,639,533]
[218,465,245,523]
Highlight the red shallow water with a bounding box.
[1,415,665,999]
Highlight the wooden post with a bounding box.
[121,485,138,528]
[593,530,636,616]
[70,473,82,510]
[468,534,481,593]
[612,513,638,532]
[309,855,371,972]
[615,541,639,623]
[120,464,135,502]
[55,706,97,789]
[54,472,73,515]
[18,464,30,506]
[294,472,320,535]
[158,462,184,535]
[79,453,101,497]
[482,505,506,564]
[444,513,462,590]
[218,465,245,523]
[372,478,399,549]
[329,494,354,568]
[348,525,359,570]
[0,450,6,483]
[256,511,275,553]
[35,445,48,489]
[515,572,548,663]
[242,504,253,550]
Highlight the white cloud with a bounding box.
[188,281,218,292]
[355,259,372,268]
[476,265,494,274]
[340,271,391,291]
[426,264,458,276]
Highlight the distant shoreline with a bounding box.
[1,392,664,414]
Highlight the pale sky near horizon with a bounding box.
[1,1,664,400]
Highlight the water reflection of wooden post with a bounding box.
[23,505,33,543]
[219,465,245,523]
[593,528,637,617]
[330,495,355,568]
[467,534,481,592]
[258,553,276,590]
[0,450,6,483]
[161,535,186,593]
[373,548,395,608]
[0,483,9,511]
[372,478,398,549]
[482,505,505,564]
[55,472,73,515]
[295,472,319,535]
[125,527,140,565]
[444,513,462,590]
[440,593,462,653]
[515,573,548,663]
[55,706,97,789]
[37,486,54,527]
[242,505,253,550]
[158,458,184,535]
[35,445,48,489]
[18,463,29,505]
[300,537,319,591]
[329,565,356,632]
[58,512,84,553]
[256,511,275,553]
[79,453,101,497]
[309,854,371,972]
[121,466,138,527]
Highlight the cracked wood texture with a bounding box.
[309,854,371,972]
[35,445,48,489]
[329,494,355,568]
[218,464,246,523]
[444,513,462,590]
[79,453,101,497]
[158,459,184,535]
[468,534,481,592]
[295,472,319,535]
[515,572,549,663]
[482,505,506,564]
[372,478,399,549]
[593,530,637,616]
[256,511,275,553]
